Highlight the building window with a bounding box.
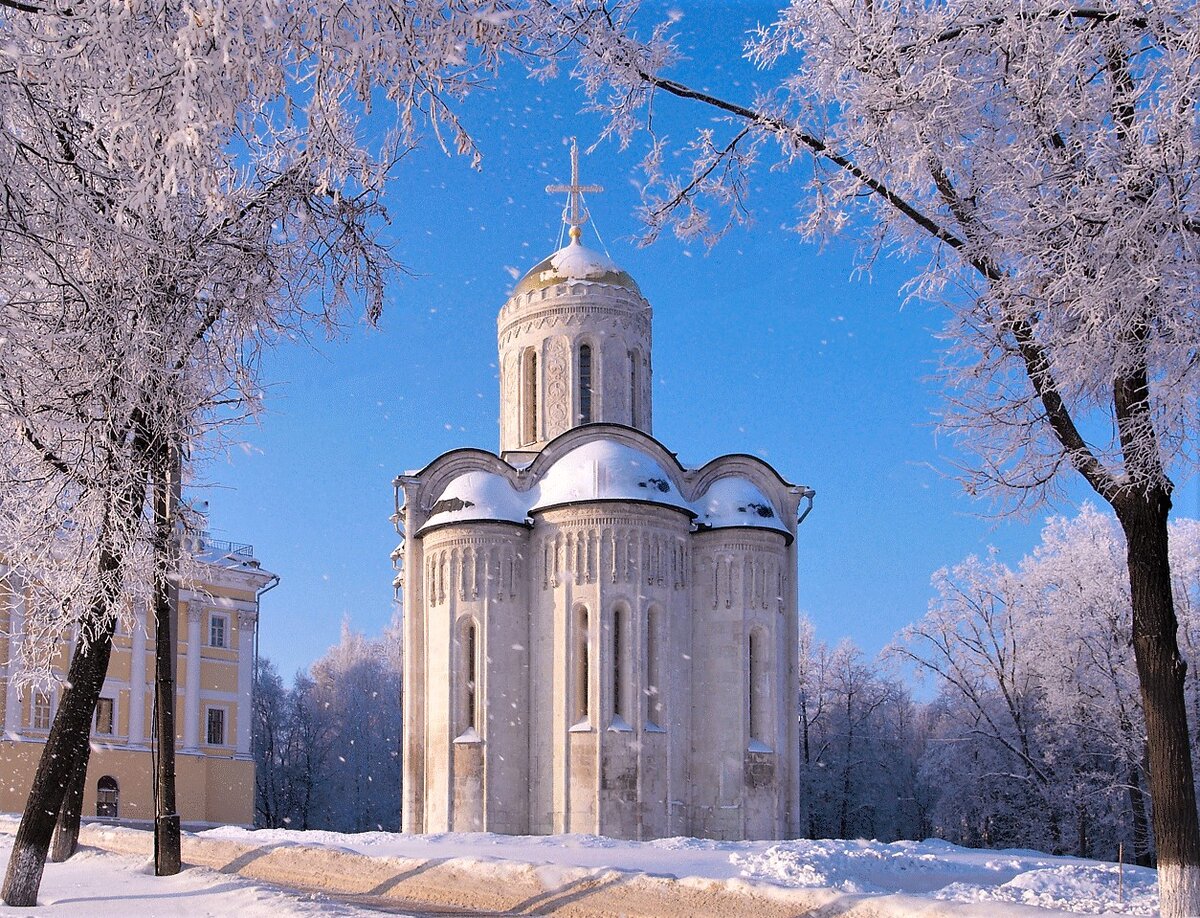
[206,707,226,746]
[31,692,51,730]
[646,607,662,728]
[96,776,119,818]
[522,347,538,445]
[457,616,479,737]
[94,697,114,736]
[749,628,771,750]
[209,612,228,648]
[573,606,590,725]
[578,343,593,424]
[629,349,641,425]
[611,604,631,726]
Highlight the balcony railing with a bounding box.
[194,532,254,557]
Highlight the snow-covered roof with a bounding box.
[414,437,794,538]
[511,238,641,297]
[418,470,529,533]
[693,477,790,537]
[529,440,692,515]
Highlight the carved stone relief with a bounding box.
[544,336,570,440]
[603,340,627,421]
[501,349,519,448]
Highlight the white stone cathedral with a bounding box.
[392,145,814,841]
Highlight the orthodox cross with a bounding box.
[546,137,603,239]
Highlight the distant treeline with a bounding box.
[803,506,1200,865]
[254,617,402,832]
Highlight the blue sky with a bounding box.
[197,2,1199,681]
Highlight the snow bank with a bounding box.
[731,838,1156,913]
[937,864,1158,915]
[202,826,1159,916]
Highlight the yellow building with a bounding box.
[0,534,276,827]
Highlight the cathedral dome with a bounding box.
[418,470,528,533]
[510,236,641,298]
[530,439,691,515]
[693,477,791,538]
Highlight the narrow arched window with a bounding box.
[522,348,538,445]
[612,604,632,725]
[646,607,661,727]
[578,343,593,424]
[573,606,590,724]
[96,775,119,818]
[749,628,770,749]
[458,617,479,736]
[629,349,641,426]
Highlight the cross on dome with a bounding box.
[545,137,603,241]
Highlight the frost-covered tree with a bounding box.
[1020,507,1155,862]
[254,619,403,833]
[897,507,1200,863]
[253,658,295,830]
[892,553,1053,810]
[557,3,1200,911]
[797,622,925,842]
[0,0,569,904]
[307,620,404,832]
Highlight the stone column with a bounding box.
[127,603,147,745]
[235,610,256,756]
[4,571,24,735]
[183,606,203,751]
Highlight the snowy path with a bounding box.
[0,818,1160,916]
[0,831,391,916]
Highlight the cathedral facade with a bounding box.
[393,154,813,841]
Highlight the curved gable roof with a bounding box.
[401,425,810,542]
[529,438,692,516]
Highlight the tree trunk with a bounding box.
[48,751,90,863]
[1116,488,1200,918]
[1129,759,1154,868]
[1,460,144,908]
[1,590,118,906]
[1077,804,1088,859]
[152,454,181,876]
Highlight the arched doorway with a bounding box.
[96,775,118,818]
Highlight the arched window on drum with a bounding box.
[578,343,593,424]
[522,347,538,445]
[628,348,641,426]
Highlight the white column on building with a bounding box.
[235,609,257,756]
[127,602,147,745]
[4,571,24,735]
[183,606,203,751]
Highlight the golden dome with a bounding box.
[510,237,641,298]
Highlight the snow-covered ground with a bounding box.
[202,826,1158,916]
[0,832,385,917]
[0,818,1159,916]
